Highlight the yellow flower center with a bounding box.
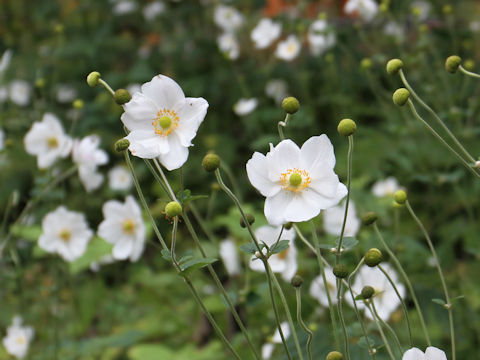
[152,109,179,136]
[277,248,289,260]
[287,43,296,54]
[122,219,136,235]
[59,229,71,242]
[280,168,311,192]
[15,336,26,345]
[289,173,302,187]
[47,137,58,148]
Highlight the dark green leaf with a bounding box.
[239,242,263,254]
[270,240,290,255]
[432,298,447,306]
[179,258,217,277]
[161,249,172,261]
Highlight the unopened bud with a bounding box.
[333,264,349,279]
[361,285,375,299]
[165,201,182,217]
[240,213,255,228]
[394,189,407,204]
[362,212,378,226]
[282,96,300,114]
[386,58,403,75]
[87,71,101,87]
[361,58,372,70]
[326,351,344,360]
[392,88,410,106]
[445,55,462,73]
[291,275,304,288]
[202,153,220,172]
[337,118,356,136]
[73,99,84,109]
[114,138,130,152]
[365,248,383,267]
[114,89,131,105]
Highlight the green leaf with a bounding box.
[176,189,208,205]
[69,236,113,274]
[179,258,217,277]
[9,224,42,241]
[161,249,172,261]
[335,237,358,250]
[355,294,365,301]
[357,336,376,349]
[432,298,447,306]
[270,240,290,255]
[317,243,335,250]
[239,242,263,254]
[451,295,465,303]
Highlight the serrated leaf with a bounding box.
[335,237,358,250]
[178,254,194,265]
[317,243,334,250]
[270,240,290,255]
[239,242,263,254]
[161,249,172,261]
[179,258,217,277]
[176,189,208,205]
[432,298,447,306]
[357,336,376,349]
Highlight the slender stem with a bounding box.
[188,202,217,244]
[295,287,313,360]
[98,79,115,97]
[459,65,480,80]
[371,300,403,356]
[153,158,177,200]
[171,217,179,265]
[277,113,291,140]
[220,162,242,202]
[366,301,395,360]
[405,201,455,360]
[336,279,350,360]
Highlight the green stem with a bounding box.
[98,79,115,97]
[366,301,395,360]
[459,65,480,80]
[295,287,313,360]
[277,113,291,140]
[336,279,350,360]
[371,300,403,356]
[153,158,177,200]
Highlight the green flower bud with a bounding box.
[87,71,101,87]
[361,285,375,299]
[362,212,378,226]
[464,59,475,71]
[291,275,304,288]
[364,248,383,267]
[392,88,410,106]
[35,78,46,88]
[240,213,255,228]
[386,59,403,75]
[361,58,372,70]
[202,153,220,172]
[165,201,182,217]
[445,55,462,73]
[114,89,132,105]
[379,3,388,12]
[114,138,130,152]
[333,264,349,279]
[326,351,344,360]
[442,4,453,15]
[394,189,407,204]
[284,222,293,230]
[337,118,356,136]
[282,96,300,114]
[73,99,84,109]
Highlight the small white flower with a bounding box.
[112,0,137,15]
[470,21,480,33]
[143,1,165,21]
[262,343,275,360]
[121,74,208,170]
[344,0,379,23]
[0,86,7,103]
[372,176,401,197]
[214,5,244,32]
[0,128,5,151]
[72,135,109,192]
[9,80,31,107]
[249,225,297,282]
[217,32,240,60]
[411,1,431,21]
[2,316,34,359]
[108,165,133,191]
[56,84,77,104]
[308,20,335,56]
[39,206,93,262]
[98,196,146,261]
[323,200,360,237]
[384,21,404,41]
[0,49,13,74]
[346,263,405,320]
[246,136,347,225]
[262,321,290,359]
[233,98,258,116]
[24,113,73,169]
[219,238,241,276]
[309,269,338,307]
[251,18,282,49]
[275,35,301,61]
[126,83,142,96]
[402,347,447,360]
[265,79,288,104]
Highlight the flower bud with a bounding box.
[442,4,453,15]
[392,88,410,106]
[337,118,356,136]
[364,248,383,267]
[464,59,475,71]
[87,71,101,87]
[475,161,480,169]
[282,96,300,114]
[360,58,372,70]
[165,201,182,217]
[254,251,262,259]
[114,138,130,152]
[284,222,293,230]
[445,55,461,73]
[114,89,131,105]
[394,189,407,204]
[291,275,304,288]
[73,99,84,109]
[361,285,375,299]
[202,153,220,172]
[386,59,403,75]
[35,78,46,88]
[326,351,344,360]
[362,212,378,226]
[333,264,349,279]
[240,213,255,228]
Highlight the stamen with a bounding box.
[152,108,180,136]
[280,168,311,192]
[59,229,71,242]
[122,219,136,235]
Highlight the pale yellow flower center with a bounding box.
[287,43,296,54]
[152,109,179,136]
[15,336,26,345]
[122,218,136,235]
[280,168,311,192]
[47,137,59,148]
[277,248,289,260]
[59,229,71,242]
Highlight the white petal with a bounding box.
[121,93,158,131]
[264,191,293,225]
[112,238,134,260]
[283,191,321,223]
[402,348,425,360]
[158,133,189,170]
[174,97,208,147]
[246,152,281,197]
[266,140,301,181]
[141,75,185,109]
[300,135,336,170]
[126,130,169,159]
[424,347,447,360]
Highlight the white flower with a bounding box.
[251,18,282,49]
[323,200,360,237]
[39,206,93,262]
[214,5,244,32]
[0,87,7,103]
[0,49,13,74]
[346,263,405,320]
[219,238,241,276]
[98,196,146,261]
[56,84,77,104]
[108,165,133,191]
[384,22,404,41]
[24,113,73,169]
[372,176,401,197]
[309,269,338,307]
[9,80,31,107]
[0,128,4,151]
[233,98,258,116]
[72,135,109,192]
[2,316,34,359]
[126,83,142,96]
[470,21,480,33]
[308,20,335,56]
[143,1,165,21]
[262,321,290,360]
[89,254,116,272]
[217,32,240,60]
[112,0,137,15]
[265,79,288,104]
[246,136,347,225]
[275,35,301,61]
[344,0,379,23]
[249,225,297,282]
[402,347,447,360]
[121,75,208,170]
[411,1,431,21]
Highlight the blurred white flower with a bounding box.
[411,1,431,21]
[219,238,241,276]
[251,18,282,49]
[308,20,335,56]
[98,196,146,261]
[233,98,258,116]
[24,113,73,169]
[217,32,240,60]
[246,136,347,225]
[323,200,360,237]
[126,83,142,96]
[384,21,404,41]
[56,84,77,104]
[108,165,133,191]
[72,135,109,192]
[346,263,405,320]
[39,206,93,262]
[0,86,7,102]
[275,35,301,61]
[143,1,165,21]
[0,49,13,74]
[9,80,31,107]
[112,0,137,15]
[470,21,480,33]
[214,5,244,32]
[2,316,34,359]
[265,79,288,104]
[121,74,208,170]
[372,176,401,197]
[309,269,338,307]
[89,254,116,272]
[344,0,378,23]
[249,225,297,282]
[0,128,4,151]
[262,321,290,359]
[402,347,447,360]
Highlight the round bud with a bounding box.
[326,351,344,360]
[394,189,407,204]
[445,55,462,73]
[114,89,132,105]
[442,5,453,15]
[202,153,220,172]
[337,118,356,136]
[360,58,372,70]
[73,99,84,110]
[87,71,101,87]
[333,264,349,279]
[361,286,375,299]
[364,248,383,267]
[254,251,262,259]
[240,213,255,228]
[282,96,300,114]
[284,222,293,230]
[386,59,403,75]
[475,161,480,169]
[379,3,388,12]
[35,78,46,88]
[392,88,410,106]
[464,59,475,71]
[362,212,378,226]
[165,201,182,217]
[291,275,304,288]
[114,138,130,152]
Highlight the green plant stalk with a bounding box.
[277,113,291,140]
[295,287,313,360]
[371,300,403,356]
[366,301,395,360]
[405,201,455,360]
[336,279,350,360]
[459,65,480,80]
[98,78,115,96]
[188,202,217,244]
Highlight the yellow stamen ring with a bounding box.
[280,168,311,192]
[152,109,179,136]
